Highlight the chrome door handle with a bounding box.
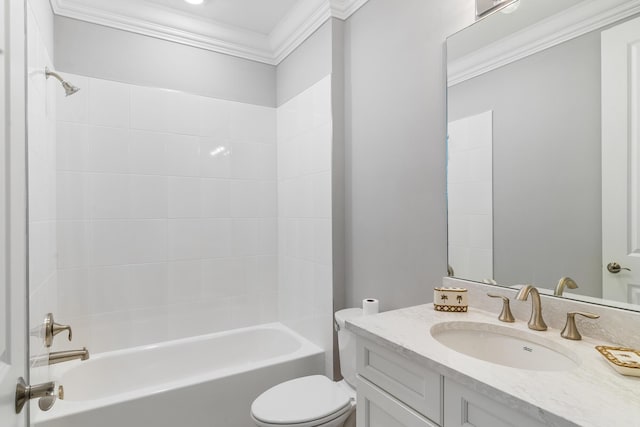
[607,262,631,274]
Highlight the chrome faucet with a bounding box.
[515,285,548,331]
[554,277,578,296]
[48,347,89,365]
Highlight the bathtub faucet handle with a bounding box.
[44,313,73,347]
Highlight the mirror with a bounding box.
[446,0,640,311]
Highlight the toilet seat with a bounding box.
[251,375,354,427]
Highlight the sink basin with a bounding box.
[430,321,579,371]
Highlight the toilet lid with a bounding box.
[251,375,352,425]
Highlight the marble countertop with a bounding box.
[346,304,640,427]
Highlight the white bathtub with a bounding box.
[33,323,324,427]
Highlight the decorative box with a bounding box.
[434,287,468,312]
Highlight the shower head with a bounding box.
[45,67,80,96]
[61,80,80,97]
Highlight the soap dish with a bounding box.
[595,346,640,377]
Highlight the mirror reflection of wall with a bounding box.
[447,0,640,309]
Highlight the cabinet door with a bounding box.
[358,377,440,427]
[444,378,545,427]
[357,338,442,424]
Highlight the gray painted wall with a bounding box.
[54,16,276,106]
[276,20,333,106]
[448,32,602,297]
[343,0,473,311]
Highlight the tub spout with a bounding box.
[49,347,90,365]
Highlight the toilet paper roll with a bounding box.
[362,298,379,316]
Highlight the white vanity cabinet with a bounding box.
[356,338,547,427]
[356,338,442,427]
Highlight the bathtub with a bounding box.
[33,323,324,427]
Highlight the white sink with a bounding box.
[430,321,579,371]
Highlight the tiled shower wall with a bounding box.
[277,76,334,374]
[56,74,278,353]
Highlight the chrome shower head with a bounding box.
[61,80,80,97]
[45,67,80,97]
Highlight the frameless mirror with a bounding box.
[446,0,640,311]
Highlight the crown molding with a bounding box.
[331,0,370,19]
[50,0,370,65]
[448,0,640,86]
[271,0,332,64]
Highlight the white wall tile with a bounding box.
[201,258,244,298]
[309,124,332,174]
[57,122,88,171]
[201,219,232,259]
[57,268,90,318]
[57,221,89,269]
[57,172,87,220]
[233,218,277,257]
[131,85,167,132]
[231,143,276,180]
[313,219,332,266]
[166,134,200,177]
[165,90,200,136]
[168,177,202,218]
[168,260,202,303]
[168,219,202,261]
[199,97,231,138]
[88,173,130,219]
[245,256,277,295]
[130,175,168,219]
[201,179,230,218]
[90,220,167,266]
[230,180,277,218]
[230,103,276,144]
[87,126,130,173]
[129,130,168,175]
[88,78,130,128]
[199,138,231,178]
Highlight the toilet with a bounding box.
[250,308,363,427]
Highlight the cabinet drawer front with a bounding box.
[444,378,545,427]
[358,377,440,427]
[357,339,442,424]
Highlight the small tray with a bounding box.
[595,346,640,377]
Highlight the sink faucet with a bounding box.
[48,347,89,365]
[554,277,578,296]
[515,285,548,331]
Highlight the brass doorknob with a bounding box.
[607,262,631,274]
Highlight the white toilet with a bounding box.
[250,308,363,427]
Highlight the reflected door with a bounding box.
[447,111,494,282]
[602,15,640,304]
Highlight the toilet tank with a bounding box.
[334,308,363,388]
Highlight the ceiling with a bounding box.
[145,0,300,35]
[50,0,370,64]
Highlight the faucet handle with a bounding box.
[561,311,600,340]
[44,313,72,347]
[487,293,515,323]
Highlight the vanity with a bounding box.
[346,284,640,427]
[357,1,638,424]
